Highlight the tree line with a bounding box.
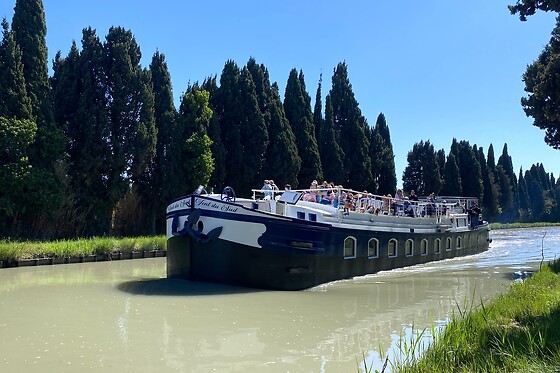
[0,0,558,240]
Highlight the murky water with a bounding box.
[1,227,559,373]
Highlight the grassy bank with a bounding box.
[0,236,166,262]
[489,222,560,230]
[390,259,560,373]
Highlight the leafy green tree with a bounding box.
[320,94,345,184]
[0,18,32,119]
[441,152,462,196]
[518,17,560,148]
[509,0,560,21]
[329,62,372,189]
[284,68,322,186]
[0,117,36,235]
[402,140,441,196]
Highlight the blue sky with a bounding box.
[2,1,559,187]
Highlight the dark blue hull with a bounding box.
[167,207,491,290]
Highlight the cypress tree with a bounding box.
[264,83,301,187]
[402,140,441,196]
[478,146,499,217]
[216,60,244,192]
[497,143,519,219]
[313,74,323,148]
[454,140,483,199]
[0,18,32,119]
[202,76,226,192]
[148,51,177,232]
[320,94,345,185]
[284,68,322,186]
[518,167,530,212]
[371,113,396,195]
[441,152,462,196]
[330,62,372,189]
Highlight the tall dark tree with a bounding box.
[320,94,345,184]
[478,146,499,217]
[518,167,530,212]
[0,18,32,119]
[284,68,322,185]
[264,83,301,187]
[497,143,518,218]
[59,28,109,236]
[440,152,462,196]
[202,76,226,192]
[9,0,65,237]
[402,140,441,196]
[329,62,372,189]
[436,148,446,178]
[148,51,177,233]
[370,113,396,194]
[454,140,483,199]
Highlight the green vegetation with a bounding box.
[0,236,166,262]
[489,222,560,230]
[384,259,560,373]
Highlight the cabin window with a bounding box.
[308,213,317,222]
[388,239,397,258]
[405,239,414,257]
[434,238,441,254]
[368,239,379,258]
[456,236,462,249]
[421,239,428,256]
[446,237,452,251]
[297,211,305,220]
[344,237,357,259]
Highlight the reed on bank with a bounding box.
[388,258,560,373]
[0,236,167,261]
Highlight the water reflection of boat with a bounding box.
[166,187,491,290]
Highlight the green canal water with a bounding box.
[0,227,559,372]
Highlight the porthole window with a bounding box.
[421,239,428,256]
[368,239,379,259]
[344,237,357,258]
[434,238,441,254]
[446,237,452,251]
[388,239,397,258]
[405,239,414,257]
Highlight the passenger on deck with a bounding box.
[262,180,273,199]
[310,180,320,202]
[469,203,482,229]
[409,189,419,202]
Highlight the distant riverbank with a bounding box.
[489,222,560,230]
[0,236,166,267]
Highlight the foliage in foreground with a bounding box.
[390,259,560,373]
[0,236,166,261]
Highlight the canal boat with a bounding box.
[166,186,491,290]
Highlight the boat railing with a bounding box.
[251,187,474,220]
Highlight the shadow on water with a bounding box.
[116,277,263,296]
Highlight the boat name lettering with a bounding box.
[167,199,191,211]
[196,199,238,212]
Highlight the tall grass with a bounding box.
[384,258,560,372]
[0,236,166,261]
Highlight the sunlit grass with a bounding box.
[489,222,560,230]
[0,236,167,261]
[377,258,560,373]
